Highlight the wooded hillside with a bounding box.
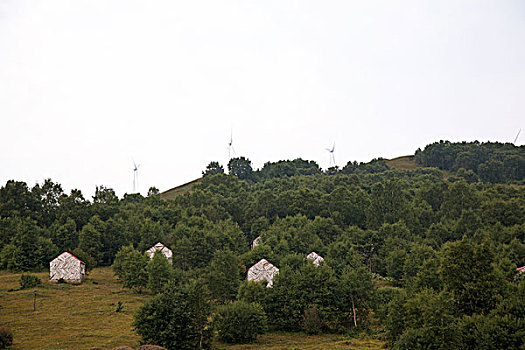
[0,140,523,349]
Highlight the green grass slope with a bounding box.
[384,155,420,170]
[0,268,145,350]
[158,177,202,200]
[0,268,385,350]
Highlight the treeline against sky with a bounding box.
[415,140,524,183]
[206,140,524,183]
[0,141,524,349]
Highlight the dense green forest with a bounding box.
[1,141,524,349]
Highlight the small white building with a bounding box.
[247,258,279,287]
[251,236,262,250]
[146,242,173,264]
[307,252,324,266]
[50,252,86,283]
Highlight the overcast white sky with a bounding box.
[1,1,524,197]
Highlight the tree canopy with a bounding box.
[0,140,523,348]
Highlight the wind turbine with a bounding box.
[326,143,336,167]
[514,129,521,144]
[227,130,236,159]
[132,160,140,193]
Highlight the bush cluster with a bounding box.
[0,326,13,349]
[215,301,267,344]
[19,274,41,289]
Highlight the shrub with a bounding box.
[72,248,95,272]
[303,305,323,335]
[19,274,41,289]
[207,250,243,302]
[215,301,267,344]
[237,280,267,304]
[147,252,173,294]
[0,326,13,349]
[134,280,212,350]
[113,246,149,292]
[373,287,403,324]
[115,301,123,312]
[0,218,58,271]
[112,245,135,278]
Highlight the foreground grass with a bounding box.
[0,267,146,349]
[216,333,385,350]
[0,268,385,350]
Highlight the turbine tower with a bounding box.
[133,160,140,193]
[514,129,521,144]
[326,143,336,167]
[227,130,236,159]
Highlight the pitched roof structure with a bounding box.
[146,242,173,264]
[251,236,262,250]
[247,258,279,287]
[306,251,324,266]
[50,252,86,283]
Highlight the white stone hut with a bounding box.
[251,236,262,250]
[306,251,324,267]
[247,258,279,287]
[50,252,86,283]
[146,242,173,264]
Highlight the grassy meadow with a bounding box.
[384,156,418,171]
[215,334,385,350]
[159,178,202,200]
[0,267,145,349]
[0,267,385,350]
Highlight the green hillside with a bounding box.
[159,177,202,200]
[384,155,419,170]
[1,140,523,350]
[159,155,423,199]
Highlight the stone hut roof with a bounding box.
[146,242,173,260]
[247,258,279,287]
[251,236,262,250]
[306,251,324,266]
[50,252,86,283]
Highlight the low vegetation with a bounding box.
[215,301,268,344]
[19,274,41,289]
[0,326,13,349]
[134,279,212,350]
[215,333,385,350]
